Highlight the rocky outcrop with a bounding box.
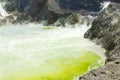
[3,0,108,25]
[48,0,104,14]
[3,0,120,26]
[1,0,120,26]
[5,0,105,13]
[81,2,120,80]
[2,0,81,26]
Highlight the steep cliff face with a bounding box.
[53,0,104,13]
[3,0,110,25]
[5,0,105,13]
[2,0,120,24]
[3,0,119,25]
[3,0,81,26]
[81,2,120,80]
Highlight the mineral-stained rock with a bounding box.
[82,2,120,80]
[80,59,120,80]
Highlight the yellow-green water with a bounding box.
[0,24,105,80]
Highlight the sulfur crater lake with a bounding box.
[0,23,106,80]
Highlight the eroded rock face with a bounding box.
[4,0,112,25]
[5,0,105,13]
[3,0,120,25]
[82,2,120,80]
[55,0,103,12]
[3,0,81,26]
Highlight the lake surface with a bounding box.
[0,24,106,80]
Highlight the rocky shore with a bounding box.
[0,0,120,80]
[81,2,120,80]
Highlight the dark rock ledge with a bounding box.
[81,2,120,80]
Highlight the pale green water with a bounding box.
[0,24,106,80]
